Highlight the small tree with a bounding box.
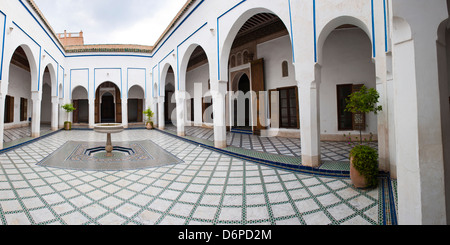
[345,85,382,144]
[62,103,76,123]
[143,108,155,128]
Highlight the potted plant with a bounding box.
[345,85,382,189]
[143,108,155,130]
[62,103,76,130]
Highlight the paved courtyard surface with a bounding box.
[0,129,397,225]
[165,126,378,162]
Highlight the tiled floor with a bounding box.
[166,126,378,162]
[0,129,396,225]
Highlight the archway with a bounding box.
[180,45,210,128]
[95,82,121,124]
[72,86,89,124]
[128,85,145,123]
[3,46,33,143]
[164,66,175,125]
[233,73,251,129]
[226,12,296,135]
[318,21,377,143]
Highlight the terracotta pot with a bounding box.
[146,122,153,130]
[350,156,368,189]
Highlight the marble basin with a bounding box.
[94,123,124,157]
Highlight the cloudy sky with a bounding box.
[33,0,187,46]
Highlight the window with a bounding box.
[282,61,289,77]
[278,86,299,128]
[4,96,14,123]
[337,84,366,131]
[20,98,28,122]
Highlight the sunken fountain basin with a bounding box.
[94,123,124,157]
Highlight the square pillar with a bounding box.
[211,80,228,149]
[51,96,59,131]
[298,64,322,168]
[0,93,5,149]
[158,96,165,130]
[175,90,186,136]
[31,91,41,138]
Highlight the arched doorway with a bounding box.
[318,22,377,142]
[128,85,145,123]
[233,73,251,129]
[72,86,89,124]
[95,82,122,124]
[101,92,115,123]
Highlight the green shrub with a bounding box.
[350,145,379,188]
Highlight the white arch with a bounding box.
[4,44,39,94]
[178,43,211,92]
[218,6,293,81]
[41,62,58,97]
[317,15,372,64]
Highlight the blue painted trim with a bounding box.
[313,0,317,63]
[288,0,295,63]
[152,0,205,58]
[216,0,247,81]
[127,68,147,98]
[383,0,388,53]
[371,0,376,57]
[17,0,65,57]
[157,49,174,97]
[176,22,208,91]
[0,11,6,81]
[60,66,65,98]
[12,21,43,91]
[43,50,60,96]
[70,68,89,100]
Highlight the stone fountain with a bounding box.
[93,123,124,157]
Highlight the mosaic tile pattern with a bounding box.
[165,126,378,162]
[3,125,52,144]
[0,130,394,225]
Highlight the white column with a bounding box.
[31,91,41,138]
[176,90,186,136]
[51,96,59,131]
[122,98,128,128]
[158,96,165,130]
[59,98,65,128]
[391,5,447,224]
[298,64,321,167]
[211,80,228,148]
[89,99,95,128]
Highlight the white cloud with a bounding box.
[34,0,187,46]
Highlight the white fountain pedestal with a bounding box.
[94,124,124,157]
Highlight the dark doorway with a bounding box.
[101,92,115,123]
[234,74,251,130]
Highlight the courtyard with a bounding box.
[0,127,397,225]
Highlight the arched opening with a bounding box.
[181,45,210,127]
[95,82,121,124]
[101,92,115,123]
[128,85,145,123]
[72,86,89,124]
[319,23,377,146]
[3,46,33,144]
[164,66,175,125]
[233,73,251,129]
[227,12,296,135]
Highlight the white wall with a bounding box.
[320,28,377,137]
[5,64,31,128]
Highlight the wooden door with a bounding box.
[95,89,100,123]
[251,58,265,135]
[115,88,122,123]
[73,100,79,123]
[137,99,143,122]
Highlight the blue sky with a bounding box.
[34,0,187,46]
